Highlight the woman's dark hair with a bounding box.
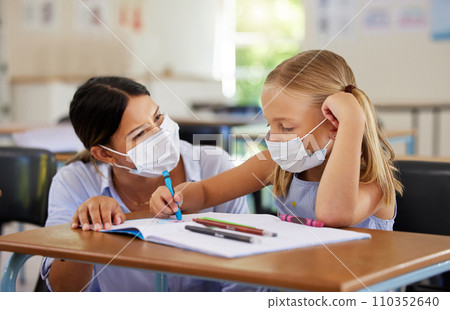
[68,76,150,164]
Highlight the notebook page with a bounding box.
[104,213,371,258]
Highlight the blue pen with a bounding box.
[162,170,182,220]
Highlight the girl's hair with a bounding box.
[265,50,403,206]
[67,76,150,166]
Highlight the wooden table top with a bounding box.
[173,113,266,127]
[0,123,50,134]
[375,102,450,110]
[384,130,415,138]
[0,223,449,291]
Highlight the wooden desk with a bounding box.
[1,223,449,292]
[174,113,265,153]
[174,113,265,127]
[395,155,450,163]
[54,152,76,163]
[0,122,79,165]
[0,123,49,135]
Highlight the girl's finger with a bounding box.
[323,108,339,129]
[173,193,182,204]
[168,200,179,213]
[154,201,172,218]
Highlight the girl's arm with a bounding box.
[316,92,384,227]
[149,149,275,217]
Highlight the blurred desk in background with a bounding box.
[54,152,76,164]
[0,123,48,135]
[174,112,266,153]
[384,130,416,155]
[174,112,271,214]
[174,112,266,127]
[375,102,450,156]
[395,155,450,163]
[0,122,81,166]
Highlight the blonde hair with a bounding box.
[265,50,403,206]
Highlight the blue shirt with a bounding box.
[41,141,255,291]
[274,174,396,230]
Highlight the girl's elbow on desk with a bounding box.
[315,201,360,228]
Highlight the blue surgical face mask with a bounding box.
[265,118,333,173]
[100,114,181,178]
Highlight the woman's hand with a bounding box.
[149,186,183,218]
[71,196,126,231]
[321,92,365,129]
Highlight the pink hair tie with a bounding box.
[344,85,356,93]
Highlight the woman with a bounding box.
[41,76,251,292]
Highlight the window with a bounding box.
[235,0,305,105]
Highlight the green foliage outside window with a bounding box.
[235,0,305,106]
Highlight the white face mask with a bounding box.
[265,118,333,173]
[100,114,181,178]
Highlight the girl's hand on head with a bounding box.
[71,196,126,231]
[149,186,183,218]
[321,92,364,128]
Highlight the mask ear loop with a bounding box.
[99,144,128,157]
[311,137,334,161]
[99,145,134,171]
[300,118,328,140]
[323,138,333,149]
[108,161,134,171]
[312,138,335,161]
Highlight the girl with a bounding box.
[42,76,252,292]
[150,50,403,229]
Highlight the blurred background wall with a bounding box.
[0,0,449,156]
[303,0,450,157]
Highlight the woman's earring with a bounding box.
[332,134,336,140]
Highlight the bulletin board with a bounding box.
[304,0,450,105]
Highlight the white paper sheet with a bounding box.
[103,212,371,258]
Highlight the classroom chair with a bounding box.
[0,147,57,291]
[394,159,450,291]
[0,147,56,227]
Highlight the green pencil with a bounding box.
[197,217,256,229]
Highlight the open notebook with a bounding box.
[100,212,371,258]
